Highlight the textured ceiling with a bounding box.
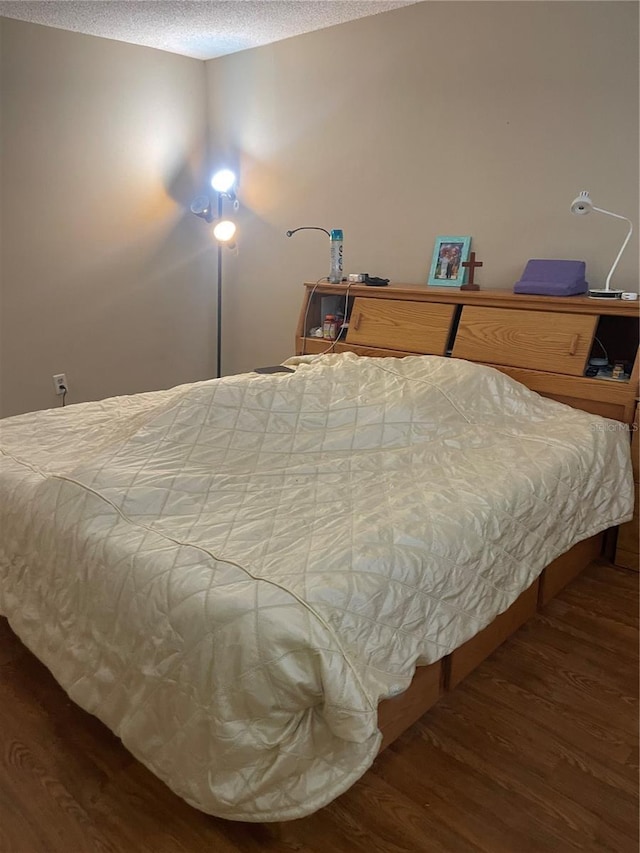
[0,1,418,60]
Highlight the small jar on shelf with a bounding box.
[323,314,338,340]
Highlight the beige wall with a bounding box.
[0,18,215,417]
[1,4,637,413]
[206,1,639,377]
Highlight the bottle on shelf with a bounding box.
[329,229,343,283]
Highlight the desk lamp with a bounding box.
[570,191,633,299]
[190,169,238,377]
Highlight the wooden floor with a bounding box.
[0,559,637,853]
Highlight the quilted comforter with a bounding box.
[0,353,634,821]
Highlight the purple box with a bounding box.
[514,259,587,296]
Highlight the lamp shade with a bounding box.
[570,191,593,215]
[190,195,213,222]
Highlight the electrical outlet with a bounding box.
[52,373,68,395]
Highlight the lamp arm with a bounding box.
[592,207,633,291]
[592,205,632,223]
[286,226,331,237]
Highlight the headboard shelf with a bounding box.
[296,282,639,423]
[302,282,640,317]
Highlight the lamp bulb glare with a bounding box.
[213,219,237,243]
[211,169,237,194]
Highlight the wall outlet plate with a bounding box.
[52,373,67,395]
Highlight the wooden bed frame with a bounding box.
[376,532,603,750]
[294,282,639,755]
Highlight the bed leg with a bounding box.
[247,822,286,843]
[602,526,617,562]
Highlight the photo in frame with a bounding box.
[427,236,472,287]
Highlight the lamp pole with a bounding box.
[216,192,223,379]
[190,169,238,378]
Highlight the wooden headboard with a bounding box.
[296,283,639,424]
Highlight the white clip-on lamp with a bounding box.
[190,169,238,378]
[570,191,633,299]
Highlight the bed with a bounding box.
[0,353,634,822]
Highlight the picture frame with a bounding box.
[427,236,472,287]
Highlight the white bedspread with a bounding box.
[0,354,633,821]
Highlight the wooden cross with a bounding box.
[460,252,483,291]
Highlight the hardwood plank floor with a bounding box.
[0,559,637,852]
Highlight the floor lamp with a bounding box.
[190,169,238,378]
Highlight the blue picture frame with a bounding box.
[427,235,472,287]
